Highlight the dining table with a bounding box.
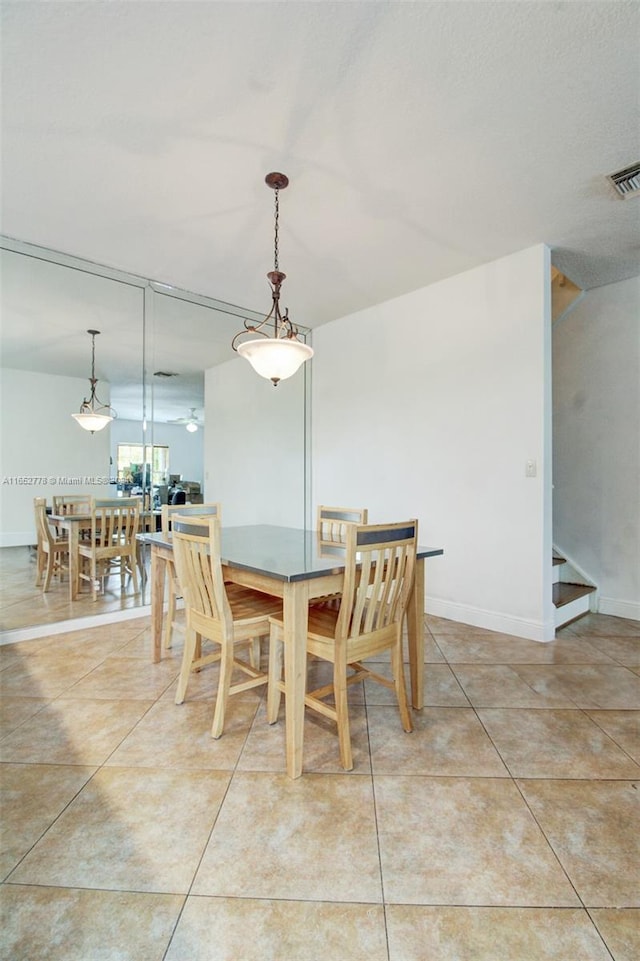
[137,523,443,779]
[50,504,153,600]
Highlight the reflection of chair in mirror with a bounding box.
[34,497,69,592]
[268,519,417,771]
[52,494,92,515]
[161,502,222,651]
[78,498,140,600]
[314,505,369,606]
[171,514,283,738]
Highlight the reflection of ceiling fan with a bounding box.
[168,408,202,432]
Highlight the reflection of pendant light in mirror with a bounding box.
[71,329,117,433]
[232,172,313,386]
[185,409,199,432]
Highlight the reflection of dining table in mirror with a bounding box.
[138,524,443,779]
[51,500,153,600]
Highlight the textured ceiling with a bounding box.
[1,0,638,334]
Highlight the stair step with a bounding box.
[553,582,596,608]
[552,555,566,566]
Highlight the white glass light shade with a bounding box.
[185,421,198,433]
[72,411,113,432]
[237,338,313,384]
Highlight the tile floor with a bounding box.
[0,611,638,960]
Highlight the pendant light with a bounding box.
[232,172,313,386]
[71,329,117,433]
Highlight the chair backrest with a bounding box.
[90,499,140,548]
[317,505,368,542]
[161,502,221,536]
[171,489,187,506]
[33,497,52,550]
[170,514,231,632]
[337,520,418,642]
[52,494,93,515]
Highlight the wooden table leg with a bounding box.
[151,546,166,664]
[69,523,80,600]
[406,557,425,710]
[283,579,309,779]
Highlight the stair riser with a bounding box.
[554,594,591,628]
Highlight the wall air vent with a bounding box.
[153,371,179,377]
[607,162,640,199]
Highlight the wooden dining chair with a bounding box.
[160,502,222,651]
[33,497,69,591]
[52,494,93,515]
[268,519,418,770]
[77,498,140,600]
[314,505,369,607]
[171,514,283,739]
[317,505,369,541]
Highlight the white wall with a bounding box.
[204,354,308,527]
[553,275,640,620]
[312,245,554,640]
[110,418,204,488]
[0,368,112,545]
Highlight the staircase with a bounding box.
[553,552,597,628]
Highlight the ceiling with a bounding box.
[1,1,639,409]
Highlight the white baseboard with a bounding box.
[0,604,152,645]
[598,596,640,622]
[426,596,555,642]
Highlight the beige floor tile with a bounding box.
[451,664,577,708]
[0,653,108,698]
[515,664,640,710]
[10,766,231,893]
[1,763,96,879]
[165,896,388,961]
[369,706,508,777]
[0,697,153,765]
[375,776,579,906]
[590,908,640,961]
[0,696,50,737]
[158,656,267,704]
[386,905,613,961]
[0,884,183,961]
[238,701,371,773]
[477,709,640,779]
[518,779,640,907]
[192,772,383,902]
[436,634,617,664]
[561,614,640,639]
[582,635,640,667]
[63,655,180,700]
[363,661,468,707]
[586,710,639,763]
[106,697,258,770]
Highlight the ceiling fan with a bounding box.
[167,408,202,432]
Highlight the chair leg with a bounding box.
[391,640,413,734]
[91,553,98,601]
[334,659,353,771]
[129,549,139,594]
[211,638,234,739]
[42,549,54,592]
[267,625,283,723]
[249,637,261,670]
[174,626,199,705]
[163,586,176,651]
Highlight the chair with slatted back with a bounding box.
[268,519,417,770]
[161,502,222,651]
[171,514,283,738]
[314,505,369,607]
[52,494,93,516]
[77,498,140,600]
[33,497,69,591]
